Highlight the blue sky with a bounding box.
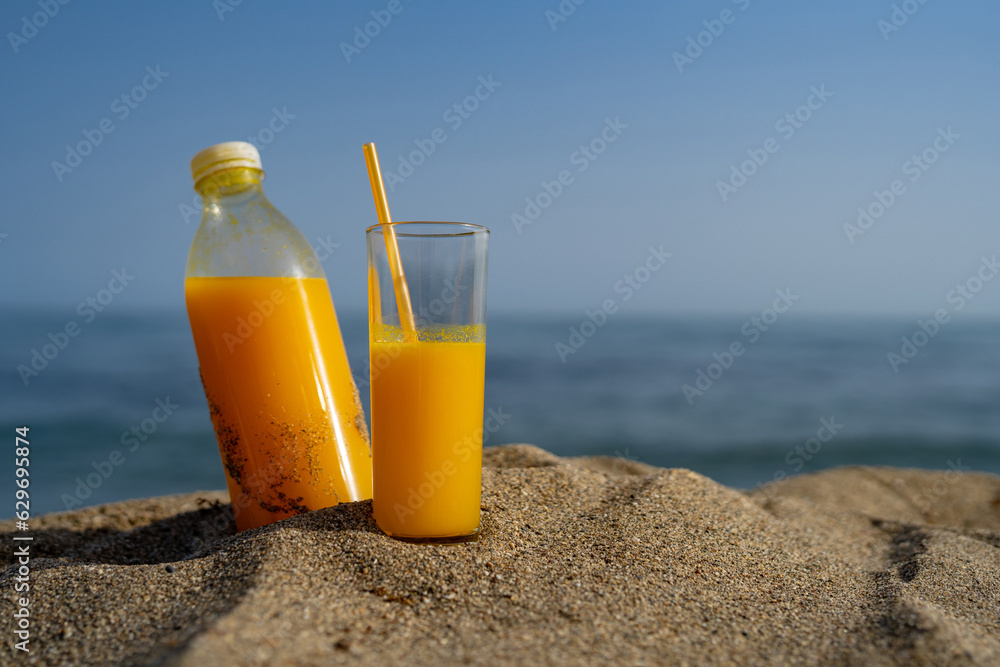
[2,0,998,316]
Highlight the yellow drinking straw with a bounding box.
[363,143,417,337]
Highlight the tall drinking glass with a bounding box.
[366,222,489,543]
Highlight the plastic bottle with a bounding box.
[184,141,371,531]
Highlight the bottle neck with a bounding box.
[196,167,265,202]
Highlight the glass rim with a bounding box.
[365,221,490,238]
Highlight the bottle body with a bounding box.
[185,155,371,531]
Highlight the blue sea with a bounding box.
[4,307,1000,516]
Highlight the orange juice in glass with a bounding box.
[367,222,489,542]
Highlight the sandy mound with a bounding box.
[2,444,999,666]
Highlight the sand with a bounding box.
[3,444,999,666]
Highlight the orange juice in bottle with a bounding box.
[185,141,371,531]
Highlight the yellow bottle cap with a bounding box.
[190,141,262,186]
